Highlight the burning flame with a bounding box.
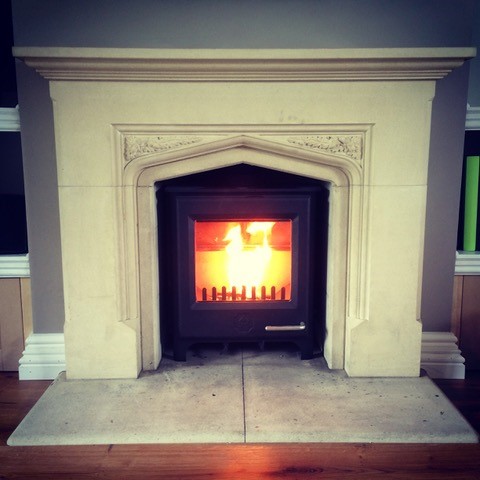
[223,222,275,296]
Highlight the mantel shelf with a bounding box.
[13,47,476,82]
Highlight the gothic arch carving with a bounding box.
[122,133,366,188]
[117,131,369,372]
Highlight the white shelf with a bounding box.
[455,251,480,275]
[0,106,20,132]
[458,106,479,274]
[466,104,480,130]
[0,254,30,278]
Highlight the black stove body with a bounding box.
[157,166,327,361]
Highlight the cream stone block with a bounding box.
[58,186,119,301]
[345,320,422,377]
[367,86,434,186]
[59,186,141,379]
[64,316,140,380]
[344,185,426,377]
[367,186,427,319]
[356,82,432,186]
[51,86,118,188]
[51,80,433,188]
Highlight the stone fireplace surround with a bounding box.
[14,47,475,380]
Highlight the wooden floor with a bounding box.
[0,371,479,479]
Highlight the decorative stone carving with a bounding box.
[124,135,203,163]
[124,133,364,164]
[287,135,363,162]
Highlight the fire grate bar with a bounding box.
[200,285,287,302]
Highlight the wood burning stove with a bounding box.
[157,166,328,361]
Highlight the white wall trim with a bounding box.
[455,251,480,275]
[0,106,21,132]
[421,331,465,379]
[19,333,65,380]
[466,104,480,130]
[0,254,30,278]
[462,104,480,276]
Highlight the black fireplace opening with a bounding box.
[157,164,329,361]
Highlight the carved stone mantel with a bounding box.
[13,47,475,380]
[13,47,475,81]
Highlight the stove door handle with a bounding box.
[265,322,306,331]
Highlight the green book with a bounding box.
[463,155,480,252]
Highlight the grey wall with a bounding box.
[11,0,475,48]
[422,65,471,331]
[468,1,480,106]
[15,61,64,333]
[11,0,477,334]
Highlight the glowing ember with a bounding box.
[224,222,275,297]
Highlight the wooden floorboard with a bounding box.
[0,371,479,479]
[1,443,480,479]
[0,371,51,446]
[434,371,480,435]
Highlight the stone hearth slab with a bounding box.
[242,348,478,443]
[8,347,245,445]
[8,346,478,445]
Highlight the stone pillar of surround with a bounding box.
[13,48,475,379]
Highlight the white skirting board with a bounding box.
[19,333,66,380]
[18,331,465,380]
[0,254,30,278]
[455,251,480,275]
[420,332,465,379]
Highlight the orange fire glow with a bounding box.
[223,221,275,295]
[195,220,292,302]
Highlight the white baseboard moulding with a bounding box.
[420,331,466,379]
[19,333,66,380]
[0,254,30,278]
[18,331,466,380]
[455,251,480,275]
[0,106,20,131]
[466,104,480,130]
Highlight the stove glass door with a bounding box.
[194,220,292,302]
